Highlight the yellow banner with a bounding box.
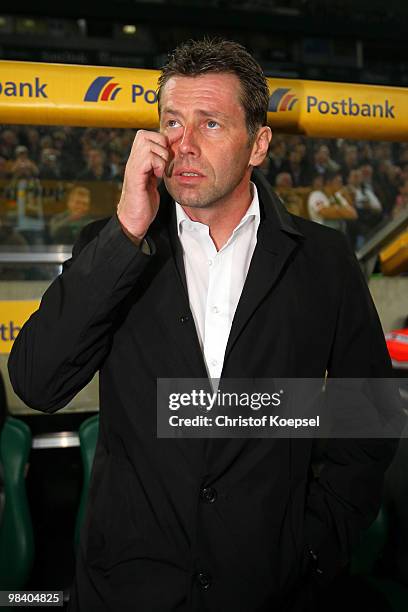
[0,300,39,354]
[0,60,407,140]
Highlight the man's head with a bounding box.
[359,163,373,182]
[344,145,358,168]
[158,38,270,143]
[66,186,91,218]
[275,172,293,190]
[315,145,330,166]
[325,172,343,194]
[87,148,105,170]
[157,39,272,211]
[348,169,362,188]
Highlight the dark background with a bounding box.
[1,0,408,87]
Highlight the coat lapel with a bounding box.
[223,170,304,364]
[149,186,208,379]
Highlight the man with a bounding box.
[346,168,382,249]
[8,39,397,611]
[307,171,357,232]
[49,185,94,245]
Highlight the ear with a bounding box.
[249,126,272,167]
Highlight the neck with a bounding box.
[181,172,253,251]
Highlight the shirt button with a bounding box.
[211,306,219,314]
[180,315,190,324]
[196,571,211,590]
[200,486,217,503]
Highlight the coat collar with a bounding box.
[224,168,304,363]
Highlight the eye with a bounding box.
[206,120,220,129]
[167,119,181,128]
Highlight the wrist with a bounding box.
[116,213,145,246]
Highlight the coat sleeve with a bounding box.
[8,215,154,413]
[302,235,401,584]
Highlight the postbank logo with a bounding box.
[84,76,122,102]
[83,77,158,105]
[268,88,298,112]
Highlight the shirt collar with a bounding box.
[176,181,260,238]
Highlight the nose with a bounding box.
[177,124,200,157]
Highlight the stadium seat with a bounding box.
[74,414,99,549]
[351,505,408,611]
[0,416,34,589]
[351,506,389,575]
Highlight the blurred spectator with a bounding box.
[398,144,408,166]
[359,142,374,164]
[345,168,382,248]
[0,129,18,160]
[311,144,340,176]
[10,146,39,179]
[341,145,358,181]
[49,185,94,244]
[108,149,125,182]
[308,172,357,232]
[310,174,324,192]
[373,159,399,217]
[24,127,42,163]
[400,163,408,184]
[373,142,393,164]
[53,130,81,179]
[274,172,304,217]
[0,217,29,279]
[275,172,293,190]
[282,148,311,187]
[392,180,408,219]
[360,163,375,190]
[38,148,61,180]
[266,139,287,184]
[0,157,10,180]
[77,147,112,181]
[5,161,45,246]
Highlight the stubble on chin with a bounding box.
[163,177,217,209]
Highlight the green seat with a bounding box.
[351,505,408,610]
[351,506,388,575]
[74,415,99,549]
[0,416,34,589]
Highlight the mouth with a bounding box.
[176,168,204,176]
[174,169,205,184]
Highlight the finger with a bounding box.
[151,152,166,178]
[139,130,170,150]
[147,141,170,163]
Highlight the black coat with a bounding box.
[8,169,397,611]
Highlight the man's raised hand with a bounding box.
[117,130,172,245]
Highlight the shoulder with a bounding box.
[308,190,327,204]
[289,212,354,271]
[71,216,112,255]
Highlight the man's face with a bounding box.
[316,146,329,164]
[159,73,267,209]
[68,190,90,217]
[329,174,343,192]
[348,170,362,187]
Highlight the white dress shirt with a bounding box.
[176,183,260,380]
